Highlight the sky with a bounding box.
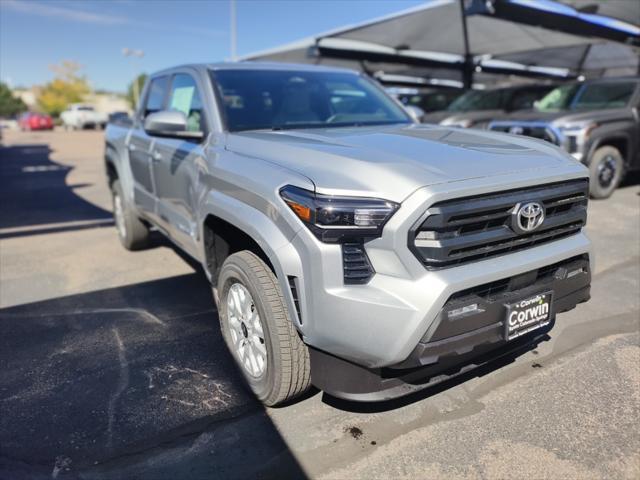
[0,0,425,92]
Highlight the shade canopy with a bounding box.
[472,0,639,47]
[242,0,639,86]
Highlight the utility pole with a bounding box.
[230,0,237,61]
[122,48,145,108]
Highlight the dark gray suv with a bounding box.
[490,77,640,199]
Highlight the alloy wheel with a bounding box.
[226,283,267,378]
[597,155,617,189]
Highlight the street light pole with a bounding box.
[122,48,145,108]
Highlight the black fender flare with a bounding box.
[585,132,631,167]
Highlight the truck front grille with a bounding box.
[410,179,588,269]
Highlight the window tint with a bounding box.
[536,82,637,112]
[144,76,169,117]
[573,82,636,110]
[167,74,205,132]
[535,84,580,111]
[212,69,410,132]
[508,88,550,111]
[417,91,462,112]
[447,89,505,112]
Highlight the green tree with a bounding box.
[0,83,27,117]
[127,73,148,109]
[37,60,90,117]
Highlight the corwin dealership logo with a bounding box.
[508,295,549,329]
[511,202,545,234]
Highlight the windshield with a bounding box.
[211,69,411,132]
[447,89,504,112]
[536,82,636,112]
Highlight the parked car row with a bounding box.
[422,84,556,129]
[3,108,132,133]
[419,77,640,199]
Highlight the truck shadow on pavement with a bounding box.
[0,274,307,480]
[0,144,114,237]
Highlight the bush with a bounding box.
[0,83,27,118]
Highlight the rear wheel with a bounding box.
[111,179,149,250]
[589,146,624,199]
[217,251,311,406]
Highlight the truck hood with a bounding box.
[226,123,577,203]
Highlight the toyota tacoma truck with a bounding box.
[489,77,640,199]
[104,63,592,405]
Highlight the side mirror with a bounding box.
[404,105,425,123]
[144,110,203,140]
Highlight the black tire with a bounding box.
[111,179,150,250]
[218,251,311,406]
[588,146,624,200]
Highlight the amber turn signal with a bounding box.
[285,200,312,222]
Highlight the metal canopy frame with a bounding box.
[472,0,640,47]
[243,0,639,87]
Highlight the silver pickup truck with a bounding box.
[104,63,592,405]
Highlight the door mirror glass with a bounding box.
[144,110,204,140]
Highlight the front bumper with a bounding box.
[309,254,590,401]
[287,168,592,368]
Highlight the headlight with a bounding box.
[557,122,597,156]
[279,185,399,243]
[558,121,597,136]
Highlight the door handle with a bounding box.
[152,151,163,162]
[128,144,136,151]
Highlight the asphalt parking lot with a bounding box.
[0,129,639,480]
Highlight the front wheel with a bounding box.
[588,146,624,199]
[217,251,311,406]
[111,179,150,250]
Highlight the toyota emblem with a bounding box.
[512,202,545,233]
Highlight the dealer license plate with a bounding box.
[504,292,552,341]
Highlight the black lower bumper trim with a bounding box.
[309,325,552,402]
[310,257,590,402]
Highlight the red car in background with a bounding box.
[19,112,54,131]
